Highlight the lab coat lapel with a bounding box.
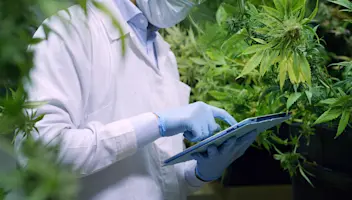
[95,0,165,72]
[155,33,171,71]
[93,0,130,41]
[128,33,159,72]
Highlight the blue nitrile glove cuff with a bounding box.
[154,113,166,137]
[195,165,220,182]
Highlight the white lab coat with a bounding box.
[19,0,203,199]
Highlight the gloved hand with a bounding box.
[155,102,236,142]
[192,130,258,182]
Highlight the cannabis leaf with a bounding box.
[328,0,352,12]
[315,95,352,137]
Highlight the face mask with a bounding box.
[136,0,205,28]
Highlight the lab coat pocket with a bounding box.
[85,103,114,125]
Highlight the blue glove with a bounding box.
[192,130,258,182]
[155,102,236,142]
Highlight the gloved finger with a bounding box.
[219,137,237,154]
[230,140,253,162]
[209,105,237,125]
[236,130,258,144]
[207,145,219,159]
[208,120,221,135]
[200,125,211,141]
[191,152,206,161]
[230,134,257,156]
[184,124,203,142]
[232,138,253,153]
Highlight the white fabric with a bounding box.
[17,0,204,199]
[130,112,160,147]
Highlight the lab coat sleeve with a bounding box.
[173,137,205,195]
[16,8,159,176]
[184,160,206,188]
[130,113,161,148]
[175,156,206,195]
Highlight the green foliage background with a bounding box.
[164,0,352,184]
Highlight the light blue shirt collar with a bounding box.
[114,0,142,24]
[114,0,158,39]
[114,0,159,67]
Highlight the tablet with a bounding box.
[163,112,291,166]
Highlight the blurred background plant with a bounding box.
[0,1,125,199]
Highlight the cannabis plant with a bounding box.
[238,0,320,88]
[166,0,351,185]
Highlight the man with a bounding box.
[20,0,258,199]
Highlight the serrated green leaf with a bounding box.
[30,37,45,45]
[298,0,306,20]
[209,91,228,101]
[262,6,281,17]
[252,38,267,44]
[260,51,270,75]
[208,101,223,108]
[273,0,285,14]
[329,61,352,68]
[319,98,338,105]
[242,45,270,55]
[292,0,306,13]
[293,52,301,81]
[216,4,228,25]
[336,110,350,138]
[337,88,347,96]
[279,57,288,89]
[247,3,259,15]
[238,51,264,77]
[341,9,352,12]
[206,50,226,65]
[299,54,312,85]
[328,0,352,10]
[299,166,314,187]
[42,24,52,40]
[302,0,319,24]
[305,90,313,104]
[287,57,298,84]
[314,109,342,124]
[334,96,352,108]
[35,114,45,123]
[23,101,48,109]
[287,92,302,110]
[221,31,247,51]
[273,154,282,160]
[263,142,270,151]
[190,57,207,65]
[266,50,279,72]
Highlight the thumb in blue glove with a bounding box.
[192,130,258,182]
[155,102,236,142]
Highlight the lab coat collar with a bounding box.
[114,0,142,24]
[155,33,171,57]
[90,0,172,70]
[91,0,131,41]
